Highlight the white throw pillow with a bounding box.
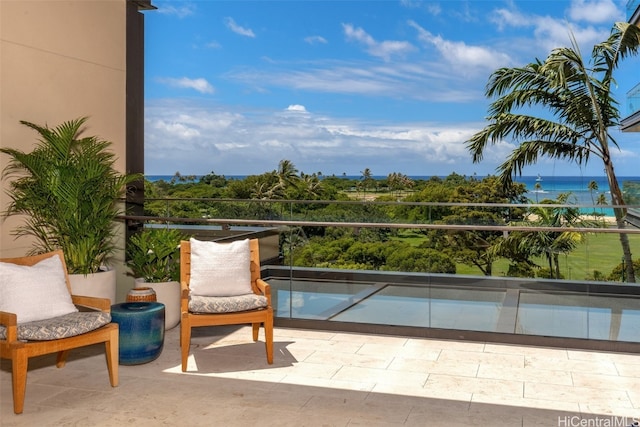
[0,255,78,324]
[189,238,252,297]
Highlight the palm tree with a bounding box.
[360,168,375,196]
[534,182,542,203]
[588,180,599,215]
[301,174,323,200]
[1,117,138,274]
[492,195,592,279]
[597,192,608,216]
[467,22,640,283]
[276,159,299,186]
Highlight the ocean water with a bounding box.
[514,175,640,212]
[146,174,640,214]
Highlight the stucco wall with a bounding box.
[0,0,129,257]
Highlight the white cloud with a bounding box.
[491,8,528,31]
[400,0,441,16]
[342,23,415,61]
[408,20,513,71]
[305,35,328,45]
[157,2,195,18]
[225,59,484,102]
[490,4,614,54]
[144,99,514,176]
[287,105,308,112]
[225,17,256,38]
[568,0,623,23]
[426,3,442,16]
[145,98,640,177]
[157,77,215,94]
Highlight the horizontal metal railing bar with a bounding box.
[120,214,640,234]
[137,197,640,210]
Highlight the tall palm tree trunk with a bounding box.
[603,158,635,282]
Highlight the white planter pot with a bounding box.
[69,269,117,305]
[135,278,181,330]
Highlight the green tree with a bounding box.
[360,168,376,196]
[534,182,542,203]
[467,22,640,282]
[596,192,608,215]
[430,175,527,276]
[491,194,594,279]
[275,159,300,196]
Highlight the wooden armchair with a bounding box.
[0,250,118,414]
[180,238,273,371]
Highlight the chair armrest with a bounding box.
[0,311,18,342]
[256,278,272,305]
[180,281,190,312]
[71,295,111,312]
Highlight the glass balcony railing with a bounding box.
[628,82,640,116]
[121,198,640,351]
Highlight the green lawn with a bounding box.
[395,230,640,280]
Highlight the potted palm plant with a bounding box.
[126,227,188,329]
[1,117,139,303]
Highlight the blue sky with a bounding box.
[144,0,640,177]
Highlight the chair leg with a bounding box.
[11,349,28,414]
[105,327,119,387]
[56,350,69,368]
[252,323,259,341]
[265,313,274,365]
[181,319,191,372]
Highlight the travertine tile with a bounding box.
[438,349,525,368]
[283,336,365,354]
[628,389,640,408]
[388,357,479,377]
[404,337,486,352]
[615,361,640,378]
[394,345,442,361]
[372,381,473,402]
[276,374,376,395]
[524,355,619,375]
[356,342,411,357]
[332,365,428,387]
[571,372,638,391]
[477,365,573,385]
[471,393,580,412]
[304,350,393,369]
[483,343,569,359]
[263,360,343,379]
[2,325,637,426]
[330,332,408,345]
[525,382,634,407]
[567,349,640,364]
[301,394,412,424]
[579,402,639,417]
[424,374,524,398]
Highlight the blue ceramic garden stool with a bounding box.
[111,302,165,365]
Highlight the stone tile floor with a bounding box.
[1,325,639,426]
